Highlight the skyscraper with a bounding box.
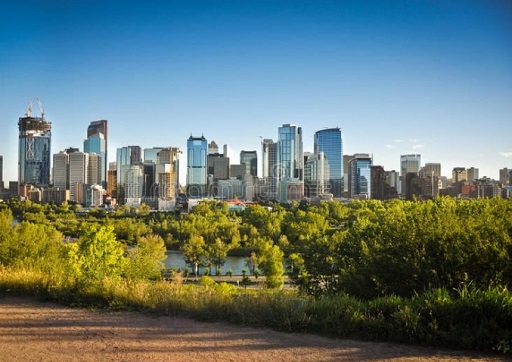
[467,167,479,182]
[87,153,102,186]
[261,139,277,199]
[277,124,303,181]
[18,105,52,186]
[116,146,142,204]
[400,154,421,195]
[314,127,343,197]
[84,120,107,188]
[240,150,257,177]
[186,135,208,198]
[69,151,88,202]
[424,163,441,178]
[348,156,372,199]
[156,147,180,201]
[52,147,80,192]
[304,152,329,197]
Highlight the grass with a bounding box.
[0,266,510,354]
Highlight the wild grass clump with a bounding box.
[0,267,510,354]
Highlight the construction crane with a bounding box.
[23,98,45,118]
[37,97,45,119]
[24,99,33,117]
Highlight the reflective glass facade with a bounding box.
[187,135,207,197]
[349,157,372,199]
[18,116,52,186]
[84,133,105,186]
[116,146,142,203]
[240,150,257,177]
[86,120,108,188]
[277,124,303,181]
[314,127,343,197]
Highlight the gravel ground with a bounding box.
[0,296,507,362]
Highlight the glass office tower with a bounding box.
[400,154,421,196]
[240,150,257,177]
[116,146,142,203]
[186,135,208,198]
[18,115,52,186]
[314,127,343,197]
[348,156,372,199]
[84,120,108,188]
[277,124,303,181]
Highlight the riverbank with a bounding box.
[0,296,505,362]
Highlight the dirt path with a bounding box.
[0,296,506,361]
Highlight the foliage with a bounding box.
[2,197,512,353]
[260,245,285,289]
[124,234,167,281]
[72,224,126,284]
[291,197,512,299]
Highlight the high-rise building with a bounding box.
[348,156,372,199]
[419,167,440,198]
[87,153,102,186]
[144,147,164,163]
[85,120,107,188]
[452,167,467,183]
[261,139,278,199]
[52,152,68,190]
[116,146,142,204]
[278,124,303,181]
[186,135,208,198]
[208,141,219,154]
[314,127,343,197]
[467,167,479,182]
[18,106,52,187]
[69,151,88,202]
[385,170,400,197]
[125,164,143,206]
[277,124,304,202]
[156,147,180,201]
[499,168,510,185]
[400,154,421,195]
[424,163,441,178]
[304,152,329,197]
[208,153,230,181]
[240,150,258,177]
[371,165,386,200]
[107,162,117,197]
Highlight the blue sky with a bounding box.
[1,0,511,184]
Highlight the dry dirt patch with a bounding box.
[0,296,506,361]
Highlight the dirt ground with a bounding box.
[0,296,507,361]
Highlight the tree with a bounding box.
[182,234,206,278]
[72,224,126,283]
[125,234,167,281]
[207,237,230,276]
[260,245,285,289]
[245,251,259,276]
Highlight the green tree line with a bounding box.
[1,197,512,296]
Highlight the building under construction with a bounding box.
[18,100,52,187]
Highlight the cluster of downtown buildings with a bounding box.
[1,104,512,210]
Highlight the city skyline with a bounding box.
[1,1,511,185]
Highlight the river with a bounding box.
[164,251,248,276]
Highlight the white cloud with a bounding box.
[499,152,512,158]
[385,144,394,149]
[408,138,418,143]
[412,144,425,150]
[393,139,403,143]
